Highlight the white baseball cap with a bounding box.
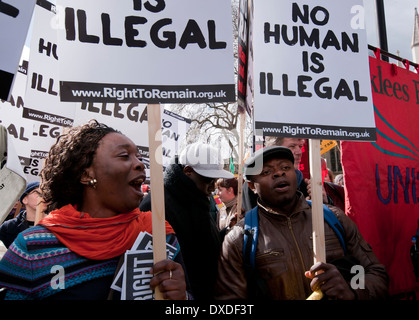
[179,142,234,179]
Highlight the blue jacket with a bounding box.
[0,210,32,248]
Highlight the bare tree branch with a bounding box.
[165,0,253,162]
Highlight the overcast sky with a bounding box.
[363,0,418,62]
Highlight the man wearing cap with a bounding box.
[140,142,234,300]
[242,137,308,212]
[0,182,40,248]
[243,137,345,213]
[215,146,388,300]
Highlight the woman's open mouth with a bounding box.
[129,176,145,197]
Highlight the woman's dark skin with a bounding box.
[80,132,187,299]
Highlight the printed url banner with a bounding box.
[22,107,74,127]
[60,82,235,103]
[256,121,377,141]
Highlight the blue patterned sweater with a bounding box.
[0,226,180,300]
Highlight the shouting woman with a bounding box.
[0,120,189,300]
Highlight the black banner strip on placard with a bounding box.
[255,121,377,141]
[60,81,236,103]
[0,70,14,101]
[36,0,55,13]
[22,107,74,127]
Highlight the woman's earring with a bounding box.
[88,178,97,189]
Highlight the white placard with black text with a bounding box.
[56,0,235,104]
[253,0,376,141]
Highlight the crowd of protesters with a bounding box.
[0,121,389,300]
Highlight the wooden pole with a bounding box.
[35,159,46,225]
[306,139,326,300]
[13,202,22,218]
[34,196,46,225]
[309,139,326,263]
[147,103,167,300]
[235,112,246,219]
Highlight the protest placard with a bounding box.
[320,140,337,154]
[237,0,250,115]
[25,0,76,123]
[52,0,234,300]
[247,2,376,300]
[252,0,376,141]
[0,58,46,184]
[0,125,26,223]
[111,231,177,300]
[56,0,235,104]
[0,0,36,100]
[20,0,76,183]
[122,250,154,300]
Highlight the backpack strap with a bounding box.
[242,202,347,299]
[243,206,259,268]
[306,200,347,254]
[243,206,270,299]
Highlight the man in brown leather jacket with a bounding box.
[215,146,388,300]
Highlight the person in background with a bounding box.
[140,142,234,300]
[265,136,306,169]
[2,202,22,222]
[306,158,345,212]
[216,177,243,236]
[246,137,345,212]
[0,121,189,300]
[334,173,344,186]
[242,137,307,212]
[326,169,334,183]
[141,184,150,196]
[209,192,221,222]
[0,182,40,248]
[215,146,388,300]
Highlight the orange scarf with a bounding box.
[39,204,174,260]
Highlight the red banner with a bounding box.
[342,57,419,295]
[299,140,310,179]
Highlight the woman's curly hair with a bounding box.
[40,120,119,213]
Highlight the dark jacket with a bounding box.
[0,210,32,248]
[140,161,222,300]
[215,192,389,300]
[324,181,345,212]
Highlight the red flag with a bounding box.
[342,57,419,295]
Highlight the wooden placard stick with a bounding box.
[235,111,246,220]
[35,159,46,225]
[306,139,326,300]
[147,103,167,300]
[13,202,22,218]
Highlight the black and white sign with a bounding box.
[0,0,36,100]
[122,250,154,300]
[111,231,177,300]
[252,0,376,141]
[56,0,235,103]
[25,0,76,123]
